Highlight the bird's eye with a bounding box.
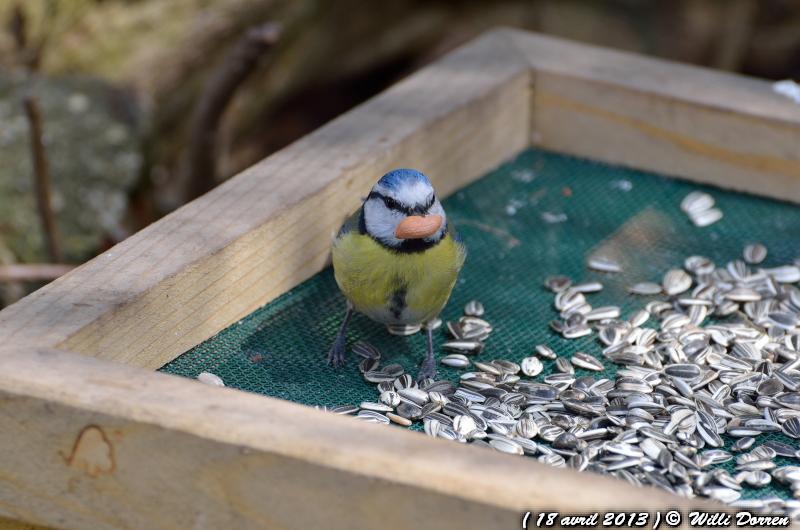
[368,191,412,214]
[383,196,401,210]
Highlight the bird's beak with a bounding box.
[395,214,443,240]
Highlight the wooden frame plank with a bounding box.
[0,30,531,369]
[0,28,799,529]
[505,30,800,202]
[0,346,721,530]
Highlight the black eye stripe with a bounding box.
[383,196,403,211]
[368,192,411,215]
[426,194,436,210]
[368,191,435,215]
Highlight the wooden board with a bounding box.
[0,30,531,370]
[0,346,724,530]
[506,30,800,203]
[0,28,799,530]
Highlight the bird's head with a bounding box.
[362,169,446,251]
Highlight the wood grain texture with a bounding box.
[0,30,531,368]
[504,29,800,203]
[0,518,51,530]
[0,346,725,530]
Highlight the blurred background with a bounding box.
[1,0,799,307]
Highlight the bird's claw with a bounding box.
[327,333,347,368]
[416,357,437,382]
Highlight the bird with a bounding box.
[327,168,466,381]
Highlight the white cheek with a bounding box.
[426,201,447,241]
[364,200,403,245]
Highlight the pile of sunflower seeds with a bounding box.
[327,245,800,520]
[681,191,723,227]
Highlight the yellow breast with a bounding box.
[332,231,465,325]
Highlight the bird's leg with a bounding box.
[327,304,354,368]
[416,323,437,382]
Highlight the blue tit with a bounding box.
[327,168,466,380]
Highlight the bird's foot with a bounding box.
[416,357,437,382]
[327,333,347,368]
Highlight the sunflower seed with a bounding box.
[515,418,539,438]
[563,326,592,339]
[442,340,484,355]
[725,287,762,302]
[704,487,740,504]
[490,438,524,455]
[534,344,557,360]
[359,357,378,373]
[570,352,604,372]
[555,357,575,374]
[769,312,798,330]
[423,418,441,437]
[441,354,470,368]
[743,243,767,264]
[587,256,622,273]
[629,281,662,295]
[393,373,414,390]
[731,437,755,452]
[379,390,401,407]
[681,191,715,214]
[474,361,502,376]
[544,275,572,292]
[396,402,423,420]
[520,356,544,377]
[664,363,702,380]
[684,255,715,274]
[783,417,800,439]
[453,414,477,436]
[382,364,405,377]
[398,387,429,405]
[356,410,391,424]
[690,208,723,227]
[765,265,800,283]
[352,341,381,359]
[572,281,603,293]
[464,300,484,317]
[586,306,621,321]
[662,269,692,296]
[539,453,566,467]
[330,405,358,415]
[773,466,800,484]
[763,440,799,458]
[360,401,393,412]
[197,372,224,387]
[742,470,772,487]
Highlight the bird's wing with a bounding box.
[335,208,363,240]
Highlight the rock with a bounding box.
[0,71,141,262]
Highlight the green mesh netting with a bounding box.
[161,148,800,500]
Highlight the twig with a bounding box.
[6,2,45,71]
[185,22,282,200]
[23,96,63,263]
[7,3,26,54]
[0,263,73,283]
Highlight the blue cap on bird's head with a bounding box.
[376,168,430,190]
